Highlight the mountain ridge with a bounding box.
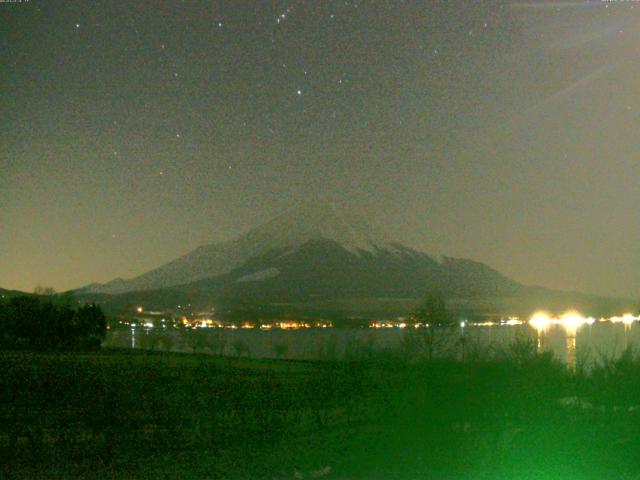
[76,203,634,317]
[81,202,397,295]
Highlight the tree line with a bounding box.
[0,295,106,350]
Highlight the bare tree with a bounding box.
[411,292,457,361]
[33,286,56,296]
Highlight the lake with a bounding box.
[104,320,640,367]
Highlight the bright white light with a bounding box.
[559,310,588,335]
[560,310,584,325]
[622,314,636,325]
[529,311,552,332]
[523,310,640,330]
[610,313,639,325]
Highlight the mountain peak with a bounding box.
[246,200,391,254]
[80,202,393,294]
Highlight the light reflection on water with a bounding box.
[566,334,576,370]
[106,321,640,365]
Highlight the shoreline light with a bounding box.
[529,311,552,332]
[610,313,639,325]
[529,310,599,334]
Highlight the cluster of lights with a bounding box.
[528,310,639,333]
[369,317,525,329]
[610,313,640,324]
[501,317,523,326]
[471,321,500,327]
[450,317,525,328]
[529,310,595,333]
[125,307,638,334]
[274,321,312,330]
[370,321,415,329]
[127,321,334,330]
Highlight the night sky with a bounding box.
[2,1,639,298]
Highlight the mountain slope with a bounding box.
[82,202,394,295]
[178,238,521,302]
[78,237,522,314]
[0,288,31,299]
[75,203,635,317]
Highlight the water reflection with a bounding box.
[565,331,577,370]
[623,321,632,349]
[529,311,595,369]
[526,311,640,368]
[529,312,549,354]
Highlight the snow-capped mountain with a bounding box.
[77,202,634,315]
[179,238,521,302]
[82,202,395,295]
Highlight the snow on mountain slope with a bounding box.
[82,202,395,294]
[236,268,281,283]
[245,201,391,254]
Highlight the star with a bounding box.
[276,10,290,25]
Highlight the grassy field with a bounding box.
[2,346,640,479]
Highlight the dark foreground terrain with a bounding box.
[2,346,640,479]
